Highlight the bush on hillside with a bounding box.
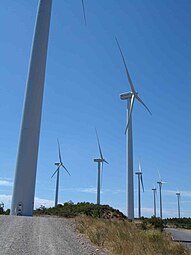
[166,217,191,229]
[141,216,164,230]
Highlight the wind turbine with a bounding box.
[11,0,86,216]
[116,38,151,220]
[157,172,166,219]
[176,191,181,218]
[51,139,71,207]
[94,130,108,205]
[135,162,144,218]
[152,185,157,217]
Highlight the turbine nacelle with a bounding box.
[135,171,142,175]
[55,162,60,166]
[94,158,103,163]
[157,181,166,186]
[120,92,134,100]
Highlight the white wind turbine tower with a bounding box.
[11,0,52,216]
[157,172,166,219]
[116,38,152,220]
[11,0,86,216]
[51,139,71,207]
[94,130,109,205]
[135,162,144,218]
[152,185,157,217]
[176,191,181,219]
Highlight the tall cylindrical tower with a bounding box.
[11,0,52,216]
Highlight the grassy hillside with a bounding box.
[76,215,189,255]
[34,203,190,255]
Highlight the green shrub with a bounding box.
[142,216,164,230]
[165,218,191,229]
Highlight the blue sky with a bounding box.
[0,0,191,218]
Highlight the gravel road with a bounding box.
[0,216,109,255]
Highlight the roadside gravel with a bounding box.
[0,216,110,255]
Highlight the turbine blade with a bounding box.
[51,167,59,178]
[115,37,136,94]
[135,95,152,115]
[140,175,144,192]
[95,129,104,160]
[81,0,87,25]
[103,159,109,164]
[125,94,135,134]
[61,164,71,176]
[57,139,62,163]
[158,170,162,181]
[139,162,142,172]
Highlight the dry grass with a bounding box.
[75,215,191,255]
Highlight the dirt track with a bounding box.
[0,216,109,255]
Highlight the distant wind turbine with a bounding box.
[116,37,151,220]
[94,130,108,205]
[152,185,157,217]
[11,0,86,216]
[51,139,71,207]
[176,191,181,219]
[157,172,166,219]
[135,162,144,219]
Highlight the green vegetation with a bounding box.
[0,207,3,214]
[34,202,126,220]
[142,217,191,230]
[141,216,164,231]
[165,218,191,229]
[0,208,10,215]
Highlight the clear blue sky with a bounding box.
[0,0,191,218]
